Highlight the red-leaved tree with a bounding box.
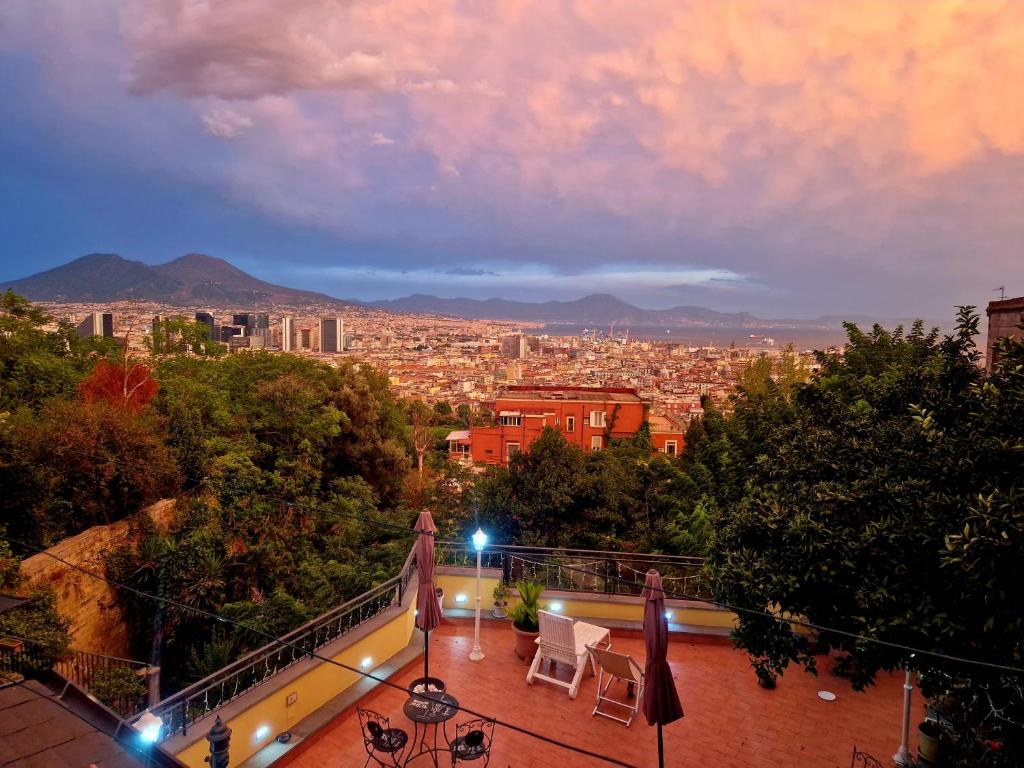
[79,360,158,412]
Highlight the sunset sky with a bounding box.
[1,1,1022,316]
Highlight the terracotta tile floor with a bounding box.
[280,620,923,767]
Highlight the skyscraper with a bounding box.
[319,317,344,353]
[195,311,216,341]
[75,312,113,339]
[281,316,294,352]
[500,334,528,359]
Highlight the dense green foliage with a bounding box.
[0,293,415,696]
[702,311,1024,766]
[474,425,707,553]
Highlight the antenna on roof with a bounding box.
[994,286,1006,300]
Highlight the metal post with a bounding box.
[470,548,485,661]
[893,665,913,766]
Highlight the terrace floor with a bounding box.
[277,619,923,768]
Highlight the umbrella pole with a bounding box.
[424,629,429,681]
[658,723,664,768]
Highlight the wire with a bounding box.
[509,554,1024,677]
[0,534,637,768]
[0,676,164,767]
[25,443,1024,676]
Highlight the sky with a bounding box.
[1,1,1022,318]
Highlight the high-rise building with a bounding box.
[319,317,344,353]
[75,312,114,339]
[500,334,528,359]
[152,315,170,353]
[232,313,270,338]
[195,312,216,341]
[986,296,1024,371]
[281,317,295,352]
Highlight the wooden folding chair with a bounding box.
[587,645,645,726]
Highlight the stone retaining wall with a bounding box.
[19,499,177,657]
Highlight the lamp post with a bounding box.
[469,528,487,662]
[893,654,915,767]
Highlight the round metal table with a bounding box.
[402,690,459,766]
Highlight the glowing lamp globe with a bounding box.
[472,528,488,552]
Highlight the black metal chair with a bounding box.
[449,718,495,766]
[850,746,885,768]
[358,708,409,768]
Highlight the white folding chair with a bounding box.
[587,644,645,726]
[526,610,611,699]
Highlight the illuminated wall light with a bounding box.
[361,656,373,669]
[665,611,674,621]
[255,725,270,740]
[135,711,162,745]
[455,593,467,604]
[549,602,563,612]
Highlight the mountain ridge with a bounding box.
[1,253,942,328]
[0,253,351,308]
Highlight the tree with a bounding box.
[709,308,1023,767]
[79,359,158,412]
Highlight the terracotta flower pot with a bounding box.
[512,624,539,661]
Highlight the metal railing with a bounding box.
[0,639,53,680]
[55,649,150,719]
[151,550,418,739]
[435,544,709,599]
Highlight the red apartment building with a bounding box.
[448,385,686,467]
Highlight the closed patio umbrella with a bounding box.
[414,509,443,687]
[642,569,683,768]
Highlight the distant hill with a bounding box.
[369,292,763,327]
[0,253,351,307]
[2,253,941,330]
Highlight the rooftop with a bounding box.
[275,620,922,768]
[498,386,643,403]
[0,674,184,768]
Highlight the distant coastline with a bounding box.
[539,324,850,350]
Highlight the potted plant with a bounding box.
[510,580,545,661]
[492,582,509,619]
[918,719,949,766]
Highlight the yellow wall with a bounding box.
[173,600,417,768]
[435,573,738,630]
[435,573,501,610]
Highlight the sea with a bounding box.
[538,324,850,351]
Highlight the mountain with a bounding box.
[0,253,351,307]
[368,293,761,327]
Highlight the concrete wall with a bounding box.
[19,499,177,657]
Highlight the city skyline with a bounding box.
[1,1,1023,317]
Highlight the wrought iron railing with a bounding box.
[151,549,417,739]
[435,544,709,599]
[0,638,53,680]
[55,649,151,719]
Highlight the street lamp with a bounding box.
[469,528,487,662]
[893,654,915,767]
